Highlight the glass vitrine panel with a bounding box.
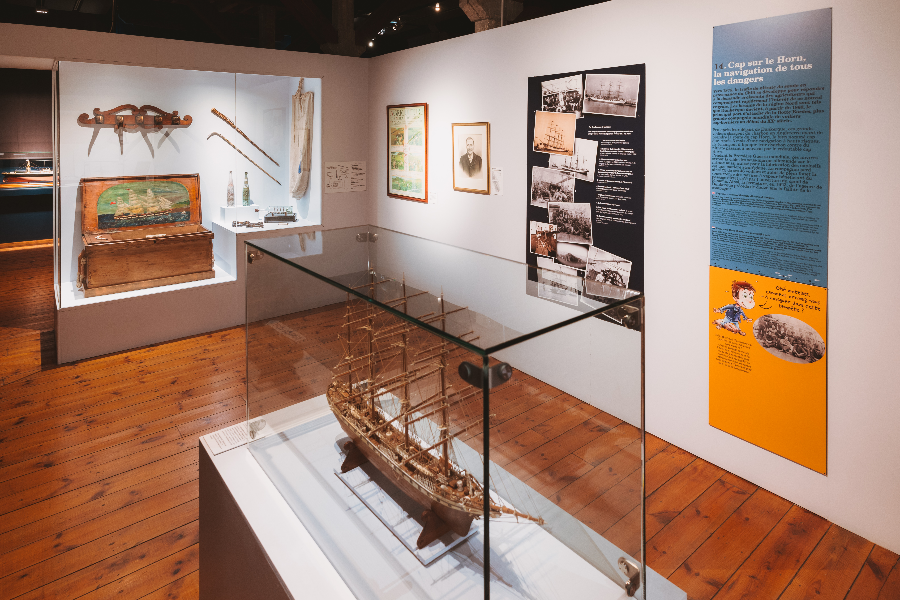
[245,225,645,600]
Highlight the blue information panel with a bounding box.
[710,9,831,287]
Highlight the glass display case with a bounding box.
[52,60,322,306]
[245,225,646,600]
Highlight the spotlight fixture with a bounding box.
[435,2,441,11]
[35,0,47,13]
[368,40,374,47]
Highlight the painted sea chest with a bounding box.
[77,174,214,298]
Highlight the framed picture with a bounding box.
[387,103,428,203]
[452,122,490,194]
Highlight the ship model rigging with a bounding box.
[327,274,544,549]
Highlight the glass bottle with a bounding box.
[242,172,250,206]
[227,171,235,207]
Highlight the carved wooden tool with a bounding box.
[211,108,279,166]
[207,132,281,186]
[77,105,192,130]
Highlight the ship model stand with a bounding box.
[327,274,544,551]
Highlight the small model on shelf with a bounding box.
[232,220,264,228]
[264,206,297,223]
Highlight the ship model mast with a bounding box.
[326,273,544,549]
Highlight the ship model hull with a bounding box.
[328,384,477,543]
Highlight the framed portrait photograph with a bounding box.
[387,103,428,203]
[452,122,490,195]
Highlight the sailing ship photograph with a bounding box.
[532,110,575,156]
[548,137,599,182]
[96,180,191,228]
[327,276,545,550]
[583,74,640,118]
[541,74,584,117]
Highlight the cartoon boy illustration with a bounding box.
[713,280,755,336]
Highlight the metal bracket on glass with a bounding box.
[458,361,513,389]
[247,249,265,263]
[356,231,378,242]
[618,556,641,597]
[599,304,642,331]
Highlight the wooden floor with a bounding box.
[1,246,898,600]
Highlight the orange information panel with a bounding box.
[709,266,827,473]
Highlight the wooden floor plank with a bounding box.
[0,500,198,600]
[877,558,900,600]
[645,472,756,578]
[0,480,196,579]
[711,505,830,600]
[13,521,199,600]
[667,487,793,600]
[77,543,199,600]
[139,569,199,600]
[778,523,874,600]
[845,546,900,600]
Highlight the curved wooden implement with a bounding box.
[207,132,282,186]
[77,105,192,130]
[211,108,279,166]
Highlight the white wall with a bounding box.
[367,0,900,555]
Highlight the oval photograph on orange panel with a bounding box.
[753,314,825,364]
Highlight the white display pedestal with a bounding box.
[199,437,355,600]
[201,401,687,600]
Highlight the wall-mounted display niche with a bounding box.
[54,61,322,307]
[243,226,647,600]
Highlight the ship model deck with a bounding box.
[326,274,544,549]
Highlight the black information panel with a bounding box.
[526,64,645,306]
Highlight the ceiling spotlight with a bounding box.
[435,2,441,11]
[368,40,374,47]
[35,0,47,13]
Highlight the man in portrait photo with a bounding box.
[458,136,483,177]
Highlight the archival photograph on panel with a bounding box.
[548,138,599,182]
[752,314,825,365]
[452,122,490,194]
[583,74,640,117]
[585,246,632,288]
[529,221,557,257]
[541,75,583,117]
[533,111,576,156]
[531,166,575,207]
[537,258,579,306]
[549,201,592,244]
[555,241,589,270]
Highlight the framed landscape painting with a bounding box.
[387,103,428,203]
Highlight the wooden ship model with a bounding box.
[326,274,544,549]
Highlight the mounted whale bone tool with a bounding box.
[77,105,192,131]
[207,132,281,186]
[211,108,279,166]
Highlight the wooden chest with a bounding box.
[77,173,214,298]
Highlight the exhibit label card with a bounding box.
[711,8,831,287]
[709,9,831,474]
